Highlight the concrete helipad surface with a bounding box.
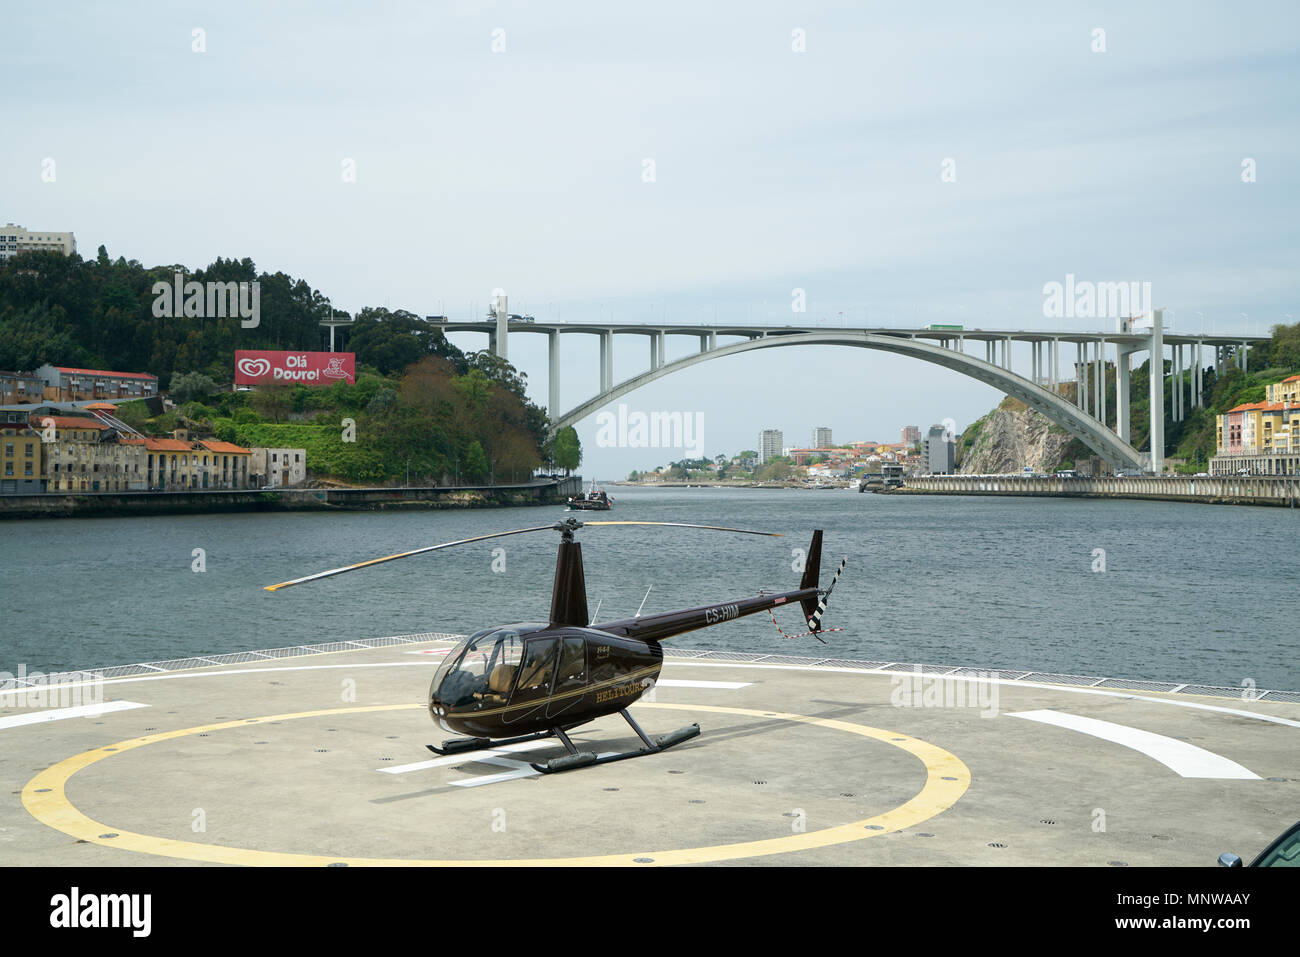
[3,637,1297,866]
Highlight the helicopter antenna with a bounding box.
[635,585,654,617]
[591,598,602,619]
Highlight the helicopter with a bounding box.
[265,518,846,773]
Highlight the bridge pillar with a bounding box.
[1077,343,1088,413]
[1149,309,1165,473]
[650,331,662,370]
[495,302,509,362]
[1116,343,1136,443]
[1090,341,1097,419]
[600,330,613,392]
[547,330,560,418]
[1195,341,1203,409]
[1198,341,1205,407]
[1175,344,1183,422]
[1098,340,1106,426]
[1241,341,1248,373]
[1074,342,1081,409]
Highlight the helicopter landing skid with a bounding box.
[530,709,701,774]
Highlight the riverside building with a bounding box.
[0,224,76,261]
[1211,375,1300,476]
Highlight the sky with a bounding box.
[4,1,1298,476]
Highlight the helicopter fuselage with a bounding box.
[428,623,664,739]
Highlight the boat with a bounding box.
[566,482,613,511]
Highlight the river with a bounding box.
[2,486,1295,691]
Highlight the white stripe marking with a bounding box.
[449,752,621,788]
[449,754,545,787]
[0,700,149,730]
[1007,710,1261,779]
[379,738,553,774]
[655,679,750,690]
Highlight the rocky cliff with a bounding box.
[957,396,1075,474]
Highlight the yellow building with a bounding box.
[198,440,252,489]
[1267,374,1300,406]
[1,422,44,493]
[141,436,252,489]
[39,415,147,492]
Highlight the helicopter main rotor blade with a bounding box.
[583,521,782,537]
[264,524,560,592]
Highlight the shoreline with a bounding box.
[0,477,583,520]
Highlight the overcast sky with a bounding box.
[4,2,1297,475]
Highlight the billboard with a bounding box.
[235,350,355,386]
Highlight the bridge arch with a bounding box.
[552,331,1146,470]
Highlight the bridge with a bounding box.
[437,311,1267,472]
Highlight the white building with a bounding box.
[251,448,307,487]
[812,427,832,448]
[759,429,783,464]
[0,224,76,261]
[925,424,955,474]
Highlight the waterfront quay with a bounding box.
[902,473,1300,507]
[0,477,582,520]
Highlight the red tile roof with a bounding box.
[199,440,250,454]
[1226,401,1291,413]
[28,415,107,430]
[143,438,195,452]
[51,367,157,380]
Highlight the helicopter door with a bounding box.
[545,636,587,720]
[504,638,558,724]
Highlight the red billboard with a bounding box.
[234,350,355,386]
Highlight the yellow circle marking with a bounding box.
[23,702,969,866]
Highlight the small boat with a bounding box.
[567,483,613,511]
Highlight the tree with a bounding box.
[170,371,218,402]
[465,441,489,482]
[552,426,582,474]
[251,382,293,423]
[755,456,795,481]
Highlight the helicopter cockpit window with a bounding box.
[436,630,523,709]
[546,636,587,719]
[511,638,558,705]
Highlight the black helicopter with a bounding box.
[265,518,845,773]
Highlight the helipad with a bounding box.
[3,637,1296,866]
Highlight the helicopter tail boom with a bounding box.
[594,529,845,643]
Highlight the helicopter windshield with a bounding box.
[434,629,524,710]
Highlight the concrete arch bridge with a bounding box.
[437,312,1264,472]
